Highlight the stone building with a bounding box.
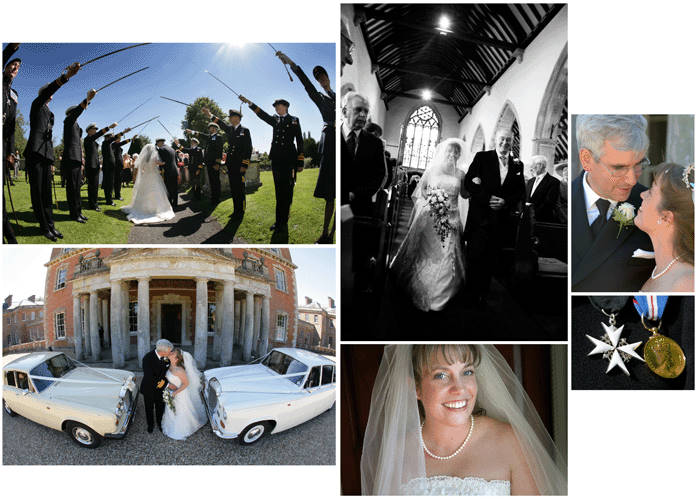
[43,248,299,368]
[298,297,336,350]
[3,295,45,350]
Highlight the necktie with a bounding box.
[591,198,611,238]
[347,131,357,158]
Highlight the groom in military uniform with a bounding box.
[239,95,304,243]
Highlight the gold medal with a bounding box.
[641,317,686,379]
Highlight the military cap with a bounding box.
[65,105,80,115]
[228,109,243,118]
[86,123,98,131]
[312,65,328,79]
[190,137,199,144]
[4,57,21,69]
[208,122,220,130]
[272,99,290,108]
[155,138,166,143]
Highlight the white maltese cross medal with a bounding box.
[586,322,644,376]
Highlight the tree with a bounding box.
[303,136,320,166]
[181,96,226,136]
[128,135,151,155]
[13,111,27,156]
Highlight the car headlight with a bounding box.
[217,404,227,421]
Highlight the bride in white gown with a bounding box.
[390,139,468,312]
[360,345,567,495]
[121,143,175,224]
[161,349,208,441]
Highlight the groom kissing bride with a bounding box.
[140,339,207,440]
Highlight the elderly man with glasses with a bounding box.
[572,114,654,291]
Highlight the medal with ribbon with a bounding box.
[585,297,644,376]
[632,295,686,378]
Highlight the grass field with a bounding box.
[5,168,335,244]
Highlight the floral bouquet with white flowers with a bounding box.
[426,186,455,246]
[162,388,176,414]
[612,202,636,238]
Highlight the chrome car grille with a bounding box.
[207,380,218,409]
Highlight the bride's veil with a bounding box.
[124,143,157,210]
[411,138,468,205]
[181,351,203,405]
[360,345,567,495]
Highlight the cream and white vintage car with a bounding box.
[201,347,335,445]
[2,352,138,448]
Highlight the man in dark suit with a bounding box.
[239,95,305,243]
[140,339,173,433]
[186,123,224,206]
[111,134,132,201]
[571,115,655,291]
[202,107,252,237]
[155,138,180,208]
[3,46,21,244]
[462,128,526,303]
[25,62,81,241]
[525,155,561,223]
[61,89,97,223]
[84,121,117,211]
[340,92,386,216]
[101,132,117,206]
[177,136,205,200]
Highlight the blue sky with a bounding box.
[290,248,336,307]
[6,43,334,154]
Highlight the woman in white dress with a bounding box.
[634,163,694,291]
[121,143,175,224]
[390,139,467,311]
[361,345,566,495]
[161,349,208,441]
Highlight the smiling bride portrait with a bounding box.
[340,344,567,495]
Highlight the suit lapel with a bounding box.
[571,173,594,269]
[486,150,501,194]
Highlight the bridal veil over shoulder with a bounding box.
[161,351,208,440]
[360,345,567,495]
[121,143,175,224]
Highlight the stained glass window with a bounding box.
[401,106,440,169]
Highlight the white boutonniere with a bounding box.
[472,177,482,185]
[612,202,635,238]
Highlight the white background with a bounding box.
[2,0,698,498]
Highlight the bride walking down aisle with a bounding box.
[390,139,468,312]
[121,143,175,224]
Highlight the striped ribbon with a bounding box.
[633,295,668,320]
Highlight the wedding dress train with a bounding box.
[121,144,175,224]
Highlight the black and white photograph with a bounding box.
[340,3,567,340]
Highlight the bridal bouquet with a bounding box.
[162,388,176,414]
[426,186,455,246]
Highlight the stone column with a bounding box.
[89,291,100,361]
[239,298,247,349]
[260,296,270,355]
[234,300,241,345]
[110,280,124,367]
[194,278,209,369]
[121,282,130,359]
[81,294,91,358]
[242,291,255,361]
[219,281,235,366]
[253,296,262,357]
[101,299,110,347]
[213,284,224,359]
[72,295,83,360]
[137,278,150,362]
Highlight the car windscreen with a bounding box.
[261,351,309,386]
[30,354,76,392]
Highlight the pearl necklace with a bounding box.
[420,414,475,460]
[651,256,680,280]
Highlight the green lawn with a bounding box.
[5,175,134,244]
[209,167,335,244]
[5,168,335,244]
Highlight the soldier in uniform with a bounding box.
[176,136,204,200]
[185,122,224,205]
[277,52,336,243]
[239,95,304,243]
[84,121,117,211]
[155,138,180,208]
[25,61,82,241]
[61,88,97,223]
[202,107,252,237]
[3,45,21,243]
[101,132,116,205]
[112,134,132,201]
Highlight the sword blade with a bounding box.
[204,70,239,96]
[80,43,151,67]
[129,115,159,129]
[97,66,149,92]
[118,97,152,123]
[160,96,192,107]
[157,119,175,139]
[267,43,279,52]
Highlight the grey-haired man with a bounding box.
[140,339,173,433]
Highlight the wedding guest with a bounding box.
[25,62,81,241]
[554,162,568,223]
[341,91,386,216]
[186,123,224,205]
[177,135,204,200]
[112,132,132,201]
[84,122,116,211]
[2,48,21,243]
[634,163,694,291]
[364,122,393,189]
[571,115,654,291]
[525,155,560,223]
[101,132,117,205]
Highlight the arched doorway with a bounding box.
[471,125,485,153]
[399,105,441,169]
[492,101,522,159]
[533,44,568,172]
